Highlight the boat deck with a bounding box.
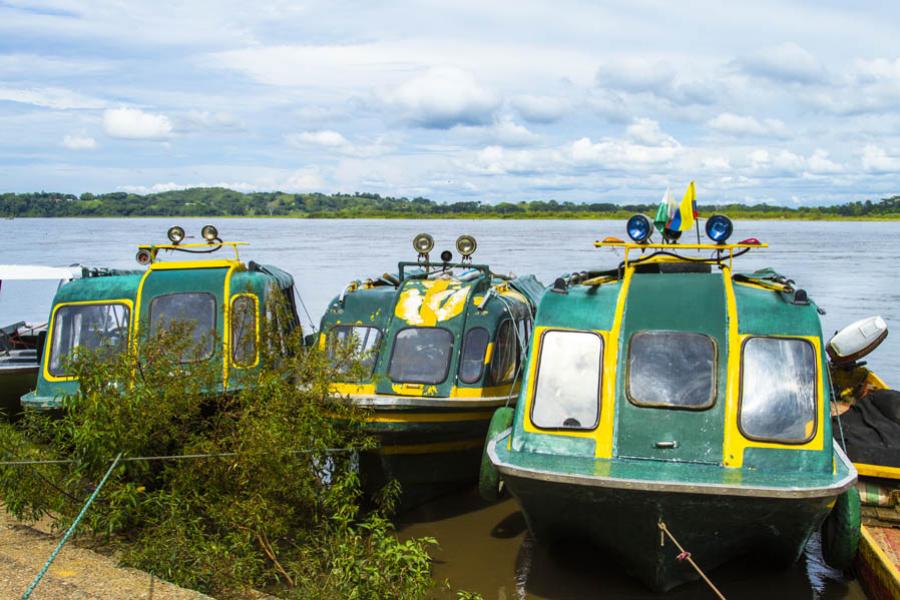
[857,525,900,600]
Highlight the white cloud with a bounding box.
[282,167,325,191]
[510,95,568,123]
[288,130,349,148]
[381,67,500,128]
[0,86,107,109]
[736,42,825,84]
[184,110,242,130]
[103,107,172,139]
[625,118,678,147]
[285,130,394,157]
[596,58,676,93]
[862,145,900,173]
[807,149,843,174]
[61,134,97,150]
[707,113,788,137]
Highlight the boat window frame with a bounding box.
[529,328,603,432]
[45,299,133,380]
[490,318,518,385]
[387,326,455,385]
[148,291,218,363]
[625,330,718,411]
[230,293,259,369]
[737,335,818,445]
[458,326,489,384]
[327,323,383,376]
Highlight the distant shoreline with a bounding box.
[5,212,900,221]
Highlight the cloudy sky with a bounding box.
[1,0,899,205]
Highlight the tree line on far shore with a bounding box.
[2,187,899,219]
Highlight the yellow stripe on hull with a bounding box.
[857,526,900,600]
[364,411,492,424]
[855,463,900,480]
[378,439,484,455]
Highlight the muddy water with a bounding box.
[399,489,867,599]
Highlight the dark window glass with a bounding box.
[149,292,216,362]
[740,337,817,443]
[459,328,489,383]
[388,327,453,384]
[49,303,130,376]
[491,320,517,385]
[231,296,257,367]
[627,331,716,409]
[531,330,602,429]
[328,325,382,374]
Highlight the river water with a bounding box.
[0,217,894,599]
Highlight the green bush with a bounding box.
[0,318,436,598]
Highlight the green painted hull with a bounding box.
[359,403,498,510]
[490,433,856,591]
[0,363,37,419]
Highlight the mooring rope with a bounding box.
[658,519,726,600]
[21,452,123,600]
[0,447,357,467]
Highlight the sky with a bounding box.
[1,1,900,205]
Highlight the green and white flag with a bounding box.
[654,187,674,232]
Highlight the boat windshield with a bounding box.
[531,330,602,430]
[740,337,817,443]
[327,325,382,374]
[149,292,217,362]
[49,302,130,377]
[459,327,489,384]
[231,295,258,368]
[627,331,716,409]
[490,320,518,384]
[388,327,453,384]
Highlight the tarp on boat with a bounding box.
[834,389,900,468]
[509,274,545,309]
[0,265,84,281]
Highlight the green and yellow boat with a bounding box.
[21,225,300,410]
[321,234,543,507]
[483,215,859,591]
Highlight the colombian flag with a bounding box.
[667,181,698,232]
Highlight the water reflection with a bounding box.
[399,488,867,599]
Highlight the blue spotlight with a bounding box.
[705,215,734,244]
[626,214,652,243]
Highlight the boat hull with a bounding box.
[351,394,512,510]
[490,434,856,592]
[0,359,38,418]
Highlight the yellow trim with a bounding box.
[722,269,825,467]
[42,299,135,382]
[378,439,484,455]
[483,342,494,365]
[327,381,517,399]
[222,264,239,387]
[855,463,900,480]
[131,268,153,352]
[594,241,767,270]
[859,526,900,598]
[230,293,260,369]
[330,382,377,395]
[148,259,242,271]
[599,269,632,458]
[138,241,247,263]
[733,280,778,293]
[365,411,491,423]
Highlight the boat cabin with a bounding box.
[21,226,299,410]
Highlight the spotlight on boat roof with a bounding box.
[440,250,453,263]
[626,214,652,243]
[201,224,220,242]
[413,233,434,255]
[167,225,185,244]
[705,215,733,244]
[456,234,477,257]
[135,248,153,265]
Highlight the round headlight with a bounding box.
[201,224,219,242]
[440,250,453,263]
[705,215,733,244]
[167,225,185,244]
[626,214,652,243]
[413,233,434,255]
[135,248,153,265]
[455,234,477,257]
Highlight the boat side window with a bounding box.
[627,331,716,409]
[490,320,517,385]
[328,325,382,374]
[531,330,602,430]
[231,295,258,368]
[739,337,817,443]
[458,327,489,384]
[388,327,453,384]
[149,292,217,362]
[48,303,130,377]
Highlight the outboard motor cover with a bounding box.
[828,316,888,364]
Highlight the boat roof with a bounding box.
[0,265,85,281]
